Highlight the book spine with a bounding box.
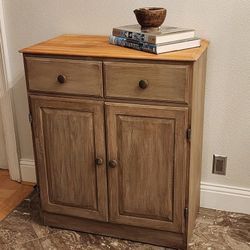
[112,28,156,44]
[109,36,157,54]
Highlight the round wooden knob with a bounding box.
[138,79,149,89]
[57,74,66,84]
[95,158,103,166]
[109,160,117,168]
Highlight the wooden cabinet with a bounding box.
[21,35,208,249]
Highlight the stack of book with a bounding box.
[109,24,201,54]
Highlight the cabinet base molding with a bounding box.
[42,212,185,249]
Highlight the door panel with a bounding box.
[106,102,188,232]
[30,95,108,221]
[43,108,97,209]
[117,115,175,221]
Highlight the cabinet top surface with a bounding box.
[20,35,209,62]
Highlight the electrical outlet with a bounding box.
[212,155,227,175]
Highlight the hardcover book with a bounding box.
[112,24,195,44]
[109,36,201,54]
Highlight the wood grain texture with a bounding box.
[43,109,97,209]
[30,95,108,221]
[25,56,103,97]
[0,170,33,221]
[105,102,188,233]
[104,61,190,104]
[43,212,185,249]
[116,116,175,221]
[186,51,207,243]
[20,35,209,62]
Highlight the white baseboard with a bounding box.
[201,182,250,214]
[20,158,36,183]
[18,158,250,214]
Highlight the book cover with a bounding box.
[112,24,195,44]
[109,36,201,54]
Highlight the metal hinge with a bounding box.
[184,207,189,221]
[186,128,191,141]
[28,113,33,123]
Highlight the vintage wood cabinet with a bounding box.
[21,35,208,249]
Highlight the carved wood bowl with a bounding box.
[134,7,167,29]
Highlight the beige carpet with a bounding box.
[0,191,249,249]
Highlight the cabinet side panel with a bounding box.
[187,51,207,243]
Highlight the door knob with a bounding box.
[109,160,117,168]
[57,74,66,84]
[138,79,149,89]
[95,158,103,166]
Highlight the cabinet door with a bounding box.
[106,102,188,232]
[30,95,108,221]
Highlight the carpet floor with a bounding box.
[0,191,249,250]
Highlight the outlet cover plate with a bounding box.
[212,154,227,175]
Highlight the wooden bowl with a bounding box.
[134,7,167,29]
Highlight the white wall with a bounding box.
[1,1,250,198]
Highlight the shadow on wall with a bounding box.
[12,74,34,160]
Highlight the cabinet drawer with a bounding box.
[104,62,190,103]
[26,57,103,96]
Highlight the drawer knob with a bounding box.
[57,74,66,84]
[95,158,103,166]
[109,160,117,168]
[138,79,149,89]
